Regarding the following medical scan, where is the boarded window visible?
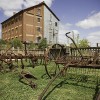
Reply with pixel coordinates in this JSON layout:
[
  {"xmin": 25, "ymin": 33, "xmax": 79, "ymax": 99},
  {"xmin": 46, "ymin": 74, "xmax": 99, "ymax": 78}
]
[
  {"xmin": 37, "ymin": 27, "xmax": 41, "ymax": 32},
  {"xmin": 55, "ymin": 22, "xmax": 57, "ymax": 26},
  {"xmin": 37, "ymin": 18, "xmax": 40, "ymax": 22},
  {"xmin": 37, "ymin": 8, "xmax": 41, "ymax": 15}
]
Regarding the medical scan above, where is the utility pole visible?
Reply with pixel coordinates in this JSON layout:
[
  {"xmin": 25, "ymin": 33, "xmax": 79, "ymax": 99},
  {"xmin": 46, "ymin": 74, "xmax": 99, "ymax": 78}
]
[
  {"xmin": 77, "ymin": 34, "xmax": 79, "ymax": 45},
  {"xmin": 72, "ymin": 31, "xmax": 75, "ymax": 42}
]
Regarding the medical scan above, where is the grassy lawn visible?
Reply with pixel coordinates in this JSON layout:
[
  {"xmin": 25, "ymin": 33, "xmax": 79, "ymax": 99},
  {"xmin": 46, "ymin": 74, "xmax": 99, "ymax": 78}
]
[{"xmin": 0, "ymin": 62, "xmax": 100, "ymax": 100}]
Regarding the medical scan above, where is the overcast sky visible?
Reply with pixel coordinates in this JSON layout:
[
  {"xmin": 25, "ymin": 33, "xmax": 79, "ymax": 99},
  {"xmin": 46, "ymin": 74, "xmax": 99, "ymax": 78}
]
[{"xmin": 0, "ymin": 0, "xmax": 100, "ymax": 46}]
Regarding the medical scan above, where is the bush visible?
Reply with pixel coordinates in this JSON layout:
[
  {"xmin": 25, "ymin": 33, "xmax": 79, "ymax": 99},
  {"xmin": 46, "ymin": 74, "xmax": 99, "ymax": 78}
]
[
  {"xmin": 10, "ymin": 38, "xmax": 23, "ymax": 49},
  {"xmin": 0, "ymin": 39, "xmax": 6, "ymax": 49},
  {"xmin": 38, "ymin": 38, "xmax": 48, "ymax": 49}
]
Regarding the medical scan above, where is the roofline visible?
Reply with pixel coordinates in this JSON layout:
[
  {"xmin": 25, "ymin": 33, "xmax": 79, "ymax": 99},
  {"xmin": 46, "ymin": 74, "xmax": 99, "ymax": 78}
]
[
  {"xmin": 23, "ymin": 2, "xmax": 60, "ymax": 21},
  {"xmin": 42, "ymin": 2, "xmax": 60, "ymax": 21},
  {"xmin": 23, "ymin": 1, "xmax": 60, "ymax": 21},
  {"xmin": 1, "ymin": 10, "xmax": 24, "ymax": 24},
  {"xmin": 1, "ymin": 1, "xmax": 60, "ymax": 24}
]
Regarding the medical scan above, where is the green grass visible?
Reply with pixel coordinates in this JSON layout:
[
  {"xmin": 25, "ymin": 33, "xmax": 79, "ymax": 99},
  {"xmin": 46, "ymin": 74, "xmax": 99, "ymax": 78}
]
[{"xmin": 0, "ymin": 62, "xmax": 100, "ymax": 100}]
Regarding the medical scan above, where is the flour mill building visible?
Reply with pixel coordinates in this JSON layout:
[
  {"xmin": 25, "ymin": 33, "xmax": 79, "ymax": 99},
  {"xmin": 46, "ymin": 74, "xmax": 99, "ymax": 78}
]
[{"xmin": 1, "ymin": 2, "xmax": 59, "ymax": 44}]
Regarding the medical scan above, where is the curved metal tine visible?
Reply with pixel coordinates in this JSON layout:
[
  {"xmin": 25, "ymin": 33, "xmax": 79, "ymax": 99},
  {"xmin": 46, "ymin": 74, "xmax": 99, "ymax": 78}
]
[{"xmin": 65, "ymin": 32, "xmax": 84, "ymax": 59}]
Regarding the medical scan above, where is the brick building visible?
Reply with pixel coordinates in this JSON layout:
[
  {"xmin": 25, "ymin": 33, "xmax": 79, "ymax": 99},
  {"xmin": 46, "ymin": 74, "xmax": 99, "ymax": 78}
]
[{"xmin": 1, "ymin": 2, "xmax": 59, "ymax": 44}]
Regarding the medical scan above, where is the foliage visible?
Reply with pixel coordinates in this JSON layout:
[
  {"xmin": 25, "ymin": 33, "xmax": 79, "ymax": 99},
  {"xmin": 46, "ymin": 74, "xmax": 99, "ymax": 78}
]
[
  {"xmin": 10, "ymin": 38, "xmax": 23, "ymax": 49},
  {"xmin": 70, "ymin": 43, "xmax": 76, "ymax": 48},
  {"xmin": 70, "ymin": 39, "xmax": 89, "ymax": 48},
  {"xmin": 27, "ymin": 42, "xmax": 38, "ymax": 49},
  {"xmin": 0, "ymin": 39, "xmax": 6, "ymax": 44},
  {"xmin": 78, "ymin": 39, "xmax": 89, "ymax": 47},
  {"xmin": 0, "ymin": 39, "xmax": 6, "ymax": 49},
  {"xmin": 38, "ymin": 38, "xmax": 48, "ymax": 49}
]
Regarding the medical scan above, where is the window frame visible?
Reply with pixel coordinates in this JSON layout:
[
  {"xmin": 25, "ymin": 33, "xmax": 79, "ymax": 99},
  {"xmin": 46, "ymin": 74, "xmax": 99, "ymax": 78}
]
[{"xmin": 37, "ymin": 27, "xmax": 41, "ymax": 32}]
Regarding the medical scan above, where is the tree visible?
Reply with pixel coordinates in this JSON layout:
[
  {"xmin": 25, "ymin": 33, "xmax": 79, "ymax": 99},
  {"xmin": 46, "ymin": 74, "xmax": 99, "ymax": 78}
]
[
  {"xmin": 78, "ymin": 39, "xmax": 89, "ymax": 47},
  {"xmin": 38, "ymin": 38, "xmax": 48, "ymax": 49},
  {"xmin": 0, "ymin": 39, "xmax": 6, "ymax": 49},
  {"xmin": 70, "ymin": 39, "xmax": 89, "ymax": 48},
  {"xmin": 27, "ymin": 42, "xmax": 38, "ymax": 49},
  {"xmin": 70, "ymin": 43, "xmax": 76, "ymax": 48},
  {"xmin": 10, "ymin": 38, "xmax": 23, "ymax": 49},
  {"xmin": 0, "ymin": 39, "xmax": 6, "ymax": 44}
]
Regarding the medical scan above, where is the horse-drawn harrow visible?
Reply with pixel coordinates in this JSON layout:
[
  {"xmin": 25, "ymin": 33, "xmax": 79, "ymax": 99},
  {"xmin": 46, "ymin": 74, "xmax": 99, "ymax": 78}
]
[
  {"xmin": 38, "ymin": 32, "xmax": 100, "ymax": 100},
  {"xmin": 0, "ymin": 43, "xmax": 50, "ymax": 89},
  {"xmin": 0, "ymin": 33, "xmax": 100, "ymax": 100}
]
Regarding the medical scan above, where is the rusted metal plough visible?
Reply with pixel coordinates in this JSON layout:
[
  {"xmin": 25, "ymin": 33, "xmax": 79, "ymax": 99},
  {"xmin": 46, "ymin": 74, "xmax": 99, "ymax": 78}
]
[
  {"xmin": 0, "ymin": 43, "xmax": 50, "ymax": 88},
  {"xmin": 19, "ymin": 71, "xmax": 37, "ymax": 89},
  {"xmin": 38, "ymin": 32, "xmax": 100, "ymax": 100},
  {"xmin": 53, "ymin": 32, "xmax": 100, "ymax": 69}
]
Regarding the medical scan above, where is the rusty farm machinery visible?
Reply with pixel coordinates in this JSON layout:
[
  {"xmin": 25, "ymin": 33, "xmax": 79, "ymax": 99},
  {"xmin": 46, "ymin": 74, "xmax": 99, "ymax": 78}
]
[
  {"xmin": 0, "ymin": 43, "xmax": 50, "ymax": 89},
  {"xmin": 0, "ymin": 32, "xmax": 100, "ymax": 100},
  {"xmin": 38, "ymin": 32, "xmax": 100, "ymax": 100}
]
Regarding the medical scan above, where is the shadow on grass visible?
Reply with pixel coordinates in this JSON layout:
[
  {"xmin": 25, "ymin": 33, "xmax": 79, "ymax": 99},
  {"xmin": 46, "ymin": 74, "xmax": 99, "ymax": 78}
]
[
  {"xmin": 93, "ymin": 83, "xmax": 100, "ymax": 100},
  {"xmin": 19, "ymin": 77, "xmax": 29, "ymax": 86},
  {"xmin": 42, "ymin": 79, "xmax": 67, "ymax": 100},
  {"xmin": 42, "ymin": 78, "xmax": 98, "ymax": 100}
]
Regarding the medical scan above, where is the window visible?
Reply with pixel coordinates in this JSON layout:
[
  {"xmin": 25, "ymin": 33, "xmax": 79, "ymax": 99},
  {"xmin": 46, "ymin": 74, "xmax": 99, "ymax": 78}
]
[
  {"xmin": 37, "ymin": 27, "xmax": 41, "ymax": 32},
  {"xmin": 12, "ymin": 29, "xmax": 14, "ymax": 34},
  {"xmin": 11, "ymin": 20, "xmax": 14, "ymax": 24},
  {"xmin": 9, "ymin": 30, "xmax": 11, "ymax": 34},
  {"xmin": 6, "ymin": 23, "xmax": 8, "ymax": 27},
  {"xmin": 16, "ymin": 27, "xmax": 18, "ymax": 33},
  {"xmin": 15, "ymin": 18, "xmax": 18, "ymax": 22},
  {"xmin": 7, "ymin": 22, "xmax": 9, "ymax": 26},
  {"xmin": 2, "ymin": 25, "xmax": 4, "ymax": 28},
  {"xmin": 37, "ymin": 36, "xmax": 41, "ymax": 43},
  {"xmin": 37, "ymin": 8, "xmax": 41, "ymax": 15},
  {"xmin": 19, "ymin": 15, "xmax": 21, "ymax": 20},
  {"xmin": 5, "ymin": 24, "xmax": 7, "ymax": 28},
  {"xmin": 37, "ymin": 18, "xmax": 40, "ymax": 22},
  {"xmin": 50, "ymin": 14, "xmax": 52, "ymax": 21},
  {"xmin": 6, "ymin": 32, "xmax": 7, "ymax": 35},
  {"xmin": 55, "ymin": 22, "xmax": 57, "ymax": 26},
  {"xmin": 9, "ymin": 22, "xmax": 11, "ymax": 25}
]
